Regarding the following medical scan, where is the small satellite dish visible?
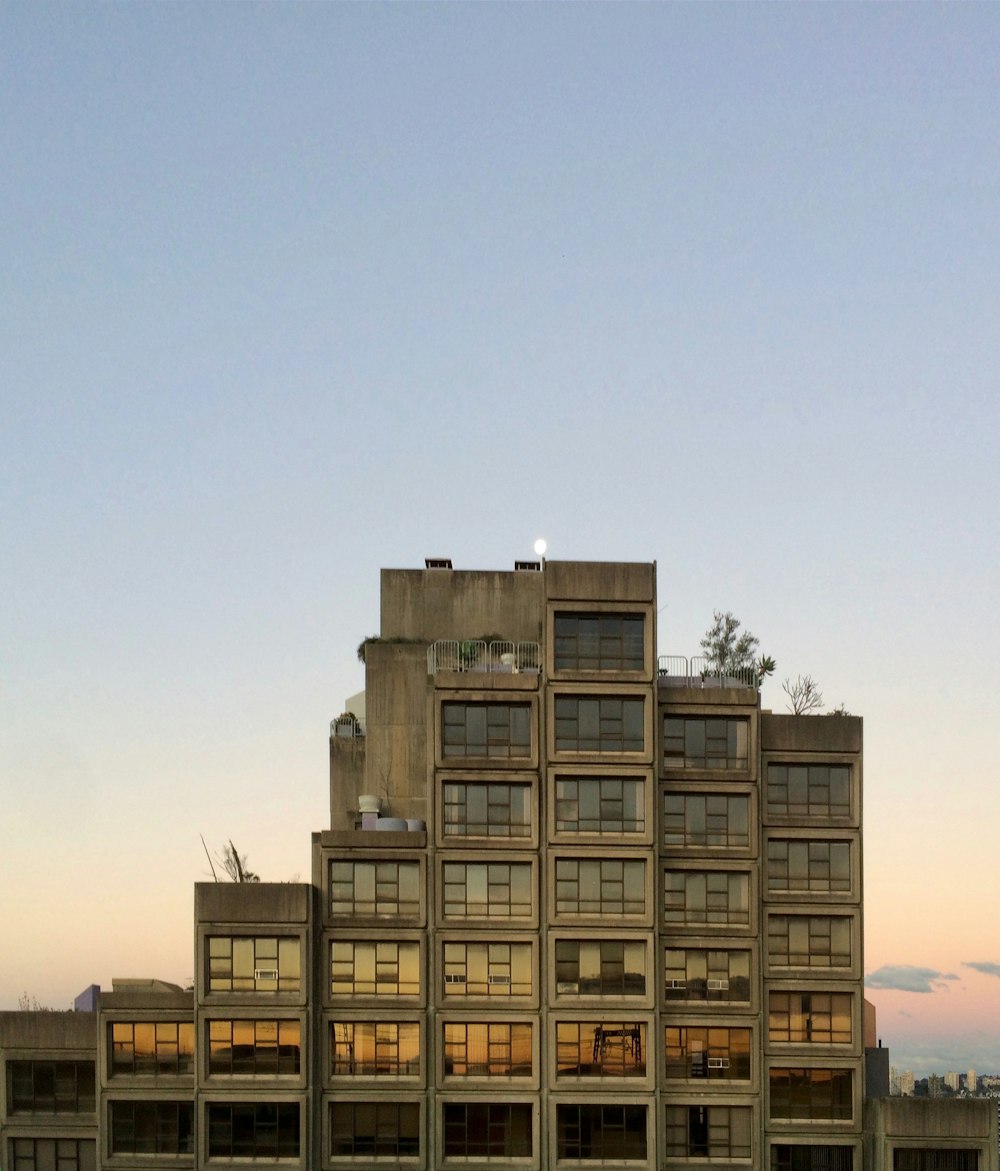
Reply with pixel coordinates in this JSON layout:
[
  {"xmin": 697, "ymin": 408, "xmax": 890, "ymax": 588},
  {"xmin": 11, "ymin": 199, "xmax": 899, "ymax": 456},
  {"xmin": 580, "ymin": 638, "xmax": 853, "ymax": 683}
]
[{"xmin": 534, "ymin": 538, "xmax": 547, "ymax": 556}]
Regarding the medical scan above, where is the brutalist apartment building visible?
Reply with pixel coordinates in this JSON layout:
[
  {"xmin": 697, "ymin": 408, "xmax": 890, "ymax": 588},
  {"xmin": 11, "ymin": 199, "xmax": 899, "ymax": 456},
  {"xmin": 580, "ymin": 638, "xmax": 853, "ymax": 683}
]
[{"xmin": 2, "ymin": 559, "xmax": 995, "ymax": 1170}]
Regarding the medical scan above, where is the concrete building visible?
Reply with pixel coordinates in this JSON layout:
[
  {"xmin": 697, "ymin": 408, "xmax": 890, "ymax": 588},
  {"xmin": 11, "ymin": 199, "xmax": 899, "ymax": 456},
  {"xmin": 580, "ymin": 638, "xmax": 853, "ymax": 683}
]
[{"xmin": 2, "ymin": 558, "xmax": 996, "ymax": 1170}]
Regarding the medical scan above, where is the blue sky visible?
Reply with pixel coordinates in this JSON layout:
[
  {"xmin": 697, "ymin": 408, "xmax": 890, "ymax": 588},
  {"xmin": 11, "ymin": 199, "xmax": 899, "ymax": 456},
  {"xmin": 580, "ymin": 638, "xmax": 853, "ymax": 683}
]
[{"xmin": 3, "ymin": 3, "xmax": 1000, "ymax": 1075}]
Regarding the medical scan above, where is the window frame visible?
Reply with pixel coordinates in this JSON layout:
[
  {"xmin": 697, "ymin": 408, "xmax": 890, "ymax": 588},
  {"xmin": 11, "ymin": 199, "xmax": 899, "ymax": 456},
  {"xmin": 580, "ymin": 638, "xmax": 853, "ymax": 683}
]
[
  {"xmin": 766, "ymin": 914, "xmax": 856, "ymax": 973},
  {"xmin": 768, "ymin": 1067, "xmax": 855, "ymax": 1122},
  {"xmin": 664, "ymin": 946, "xmax": 754, "ymax": 1005},
  {"xmin": 664, "ymin": 1024, "xmax": 753, "ymax": 1081},
  {"xmin": 552, "ymin": 611, "xmax": 647, "ymax": 674},
  {"xmin": 552, "ymin": 936, "xmax": 649, "ymax": 1004},
  {"xmin": 440, "ymin": 937, "xmax": 537, "ymax": 1005},
  {"xmin": 766, "ymin": 837, "xmax": 855, "ymax": 898},
  {"xmin": 440, "ymin": 1099, "xmax": 536, "ymax": 1163},
  {"xmin": 328, "ymin": 857, "xmax": 424, "ymax": 921},
  {"xmin": 10, "ymin": 1139, "xmax": 97, "ymax": 1171},
  {"xmin": 765, "ymin": 761, "xmax": 855, "ymax": 823},
  {"xmin": 441, "ymin": 1021, "xmax": 535, "ymax": 1082},
  {"xmin": 662, "ymin": 714, "xmax": 752, "ymax": 771},
  {"xmin": 768, "ymin": 991, "xmax": 855, "ymax": 1046},
  {"xmin": 553, "ymin": 1019, "xmax": 650, "ymax": 1083},
  {"xmin": 108, "ymin": 1021, "xmax": 195, "ymax": 1078},
  {"xmin": 664, "ymin": 1103, "xmax": 753, "ymax": 1161},
  {"xmin": 551, "ymin": 693, "xmax": 648, "ymax": 756},
  {"xmin": 550, "ymin": 771, "xmax": 651, "ymax": 841},
  {"xmin": 439, "ymin": 857, "xmax": 536, "ymax": 924},
  {"xmin": 330, "ymin": 938, "xmax": 423, "ymax": 1001},
  {"xmin": 663, "ymin": 788, "xmax": 753, "ymax": 851},
  {"xmin": 329, "ymin": 1020, "xmax": 422, "ymax": 1080},
  {"xmin": 205, "ymin": 935, "xmax": 302, "ymax": 995},
  {"xmin": 329, "ymin": 1100, "xmax": 422, "ymax": 1160},
  {"xmin": 439, "ymin": 775, "xmax": 536, "ymax": 845},
  {"xmin": 205, "ymin": 1100, "xmax": 301, "ymax": 1160},
  {"xmin": 439, "ymin": 700, "xmax": 535, "ymax": 763},
  {"xmin": 205, "ymin": 1018, "xmax": 302, "ymax": 1078},
  {"xmin": 108, "ymin": 1099, "xmax": 195, "ymax": 1156},
  {"xmin": 8, "ymin": 1059, "xmax": 96, "ymax": 1113},
  {"xmin": 663, "ymin": 867, "xmax": 753, "ymax": 930},
  {"xmin": 552, "ymin": 855, "xmax": 649, "ymax": 921},
  {"xmin": 554, "ymin": 1102, "xmax": 649, "ymax": 1163}
]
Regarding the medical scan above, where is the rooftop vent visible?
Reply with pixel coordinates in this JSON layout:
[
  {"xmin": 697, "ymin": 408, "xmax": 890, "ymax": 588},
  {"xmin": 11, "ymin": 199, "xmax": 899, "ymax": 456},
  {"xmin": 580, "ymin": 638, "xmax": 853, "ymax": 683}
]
[
  {"xmin": 425, "ymin": 557, "xmax": 453, "ymax": 569},
  {"xmin": 514, "ymin": 560, "xmax": 541, "ymax": 571}
]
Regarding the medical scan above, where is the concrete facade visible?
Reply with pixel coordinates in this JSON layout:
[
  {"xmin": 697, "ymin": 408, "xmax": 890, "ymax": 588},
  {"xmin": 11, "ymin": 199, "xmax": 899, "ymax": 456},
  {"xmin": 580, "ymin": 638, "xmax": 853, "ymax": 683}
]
[{"xmin": 1, "ymin": 558, "xmax": 994, "ymax": 1170}]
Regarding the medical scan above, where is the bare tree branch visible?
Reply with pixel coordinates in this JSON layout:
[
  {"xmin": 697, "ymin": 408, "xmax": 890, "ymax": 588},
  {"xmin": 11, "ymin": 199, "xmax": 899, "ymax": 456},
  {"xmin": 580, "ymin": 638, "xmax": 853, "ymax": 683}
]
[{"xmin": 782, "ymin": 674, "xmax": 824, "ymax": 715}]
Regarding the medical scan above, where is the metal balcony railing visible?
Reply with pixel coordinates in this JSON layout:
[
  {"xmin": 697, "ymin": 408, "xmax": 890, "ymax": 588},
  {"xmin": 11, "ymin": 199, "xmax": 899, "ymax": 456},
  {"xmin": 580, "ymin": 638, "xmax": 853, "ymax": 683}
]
[
  {"xmin": 657, "ymin": 655, "xmax": 759, "ymax": 689},
  {"xmin": 427, "ymin": 640, "xmax": 541, "ymax": 675}
]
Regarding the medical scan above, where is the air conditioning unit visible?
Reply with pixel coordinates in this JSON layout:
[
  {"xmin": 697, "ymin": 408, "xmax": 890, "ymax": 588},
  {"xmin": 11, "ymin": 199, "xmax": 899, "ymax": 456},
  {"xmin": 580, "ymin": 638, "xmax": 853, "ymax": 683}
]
[
  {"xmin": 707, "ymin": 978, "xmax": 729, "ymax": 990},
  {"xmin": 444, "ymin": 974, "xmax": 466, "ymax": 984},
  {"xmin": 254, "ymin": 968, "xmax": 279, "ymax": 981}
]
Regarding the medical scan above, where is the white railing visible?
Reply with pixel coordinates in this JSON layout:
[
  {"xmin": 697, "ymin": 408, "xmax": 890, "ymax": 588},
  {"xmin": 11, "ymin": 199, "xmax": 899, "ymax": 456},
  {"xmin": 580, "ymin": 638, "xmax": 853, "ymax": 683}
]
[
  {"xmin": 427, "ymin": 640, "xmax": 541, "ymax": 675},
  {"xmin": 658, "ymin": 655, "xmax": 758, "ymax": 689}
]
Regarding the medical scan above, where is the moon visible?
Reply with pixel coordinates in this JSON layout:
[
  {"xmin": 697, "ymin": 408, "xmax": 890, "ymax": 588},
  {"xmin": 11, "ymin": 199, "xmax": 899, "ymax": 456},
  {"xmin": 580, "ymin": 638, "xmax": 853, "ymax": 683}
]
[{"xmin": 534, "ymin": 538, "xmax": 547, "ymax": 556}]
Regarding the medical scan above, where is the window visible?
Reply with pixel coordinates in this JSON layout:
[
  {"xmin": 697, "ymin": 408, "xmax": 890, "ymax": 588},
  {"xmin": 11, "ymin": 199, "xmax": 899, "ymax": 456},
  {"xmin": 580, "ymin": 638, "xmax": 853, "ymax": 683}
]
[
  {"xmin": 664, "ymin": 792, "xmax": 750, "ymax": 848},
  {"xmin": 556, "ymin": 939, "xmax": 646, "ymax": 997},
  {"xmin": 664, "ymin": 870, "xmax": 750, "ymax": 926},
  {"xmin": 331, "ymin": 1022, "xmax": 420, "ymax": 1076},
  {"xmin": 556, "ymin": 1022, "xmax": 646, "ymax": 1077},
  {"xmin": 555, "ymin": 858, "xmax": 645, "ymax": 917},
  {"xmin": 769, "ymin": 1068, "xmax": 853, "ymax": 1120},
  {"xmin": 442, "ymin": 703, "xmax": 531, "ymax": 758},
  {"xmin": 555, "ymin": 777, "xmax": 645, "ymax": 834},
  {"xmin": 665, "ymin": 1106, "xmax": 752, "ymax": 1159},
  {"xmin": 109, "ymin": 1100, "xmax": 194, "ymax": 1155},
  {"xmin": 207, "ymin": 1019, "xmax": 301, "ymax": 1075},
  {"xmin": 664, "ymin": 948, "xmax": 751, "ymax": 1003},
  {"xmin": 663, "ymin": 717, "xmax": 749, "ymax": 769},
  {"xmin": 207, "ymin": 936, "xmax": 301, "ymax": 992},
  {"xmin": 330, "ymin": 1102, "xmax": 419, "ymax": 1157},
  {"xmin": 10, "ymin": 1139, "xmax": 97, "ymax": 1171},
  {"xmin": 556, "ymin": 1104, "xmax": 647, "ymax": 1161},
  {"xmin": 443, "ymin": 782, "xmax": 531, "ymax": 838},
  {"xmin": 443, "ymin": 861, "xmax": 533, "ymax": 919},
  {"xmin": 443, "ymin": 1102, "xmax": 533, "ymax": 1158},
  {"xmin": 110, "ymin": 1023, "xmax": 194, "ymax": 1077},
  {"xmin": 768, "ymin": 915, "xmax": 853, "ymax": 969},
  {"xmin": 207, "ymin": 1102, "xmax": 300, "ymax": 1159},
  {"xmin": 330, "ymin": 860, "xmax": 420, "ymax": 917},
  {"xmin": 767, "ymin": 764, "xmax": 852, "ymax": 819},
  {"xmin": 772, "ymin": 1144, "xmax": 855, "ymax": 1170},
  {"xmin": 8, "ymin": 1061, "xmax": 95, "ymax": 1112},
  {"xmin": 443, "ymin": 941, "xmax": 532, "ymax": 997},
  {"xmin": 444, "ymin": 1023, "xmax": 532, "ymax": 1077},
  {"xmin": 769, "ymin": 992, "xmax": 853, "ymax": 1044},
  {"xmin": 555, "ymin": 696, "xmax": 645, "ymax": 753},
  {"xmin": 767, "ymin": 840, "xmax": 852, "ymax": 894},
  {"xmin": 665, "ymin": 1026, "xmax": 751, "ymax": 1080},
  {"xmin": 331, "ymin": 941, "xmax": 420, "ymax": 996},
  {"xmin": 894, "ymin": 1153, "xmax": 980, "ymax": 1171},
  {"xmin": 554, "ymin": 613, "xmax": 645, "ymax": 671}
]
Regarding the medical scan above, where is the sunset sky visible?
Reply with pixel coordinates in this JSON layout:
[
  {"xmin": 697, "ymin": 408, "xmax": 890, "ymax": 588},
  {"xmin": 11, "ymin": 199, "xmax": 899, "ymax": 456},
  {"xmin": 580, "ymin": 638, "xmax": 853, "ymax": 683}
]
[{"xmin": 4, "ymin": 4, "xmax": 1000, "ymax": 1076}]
